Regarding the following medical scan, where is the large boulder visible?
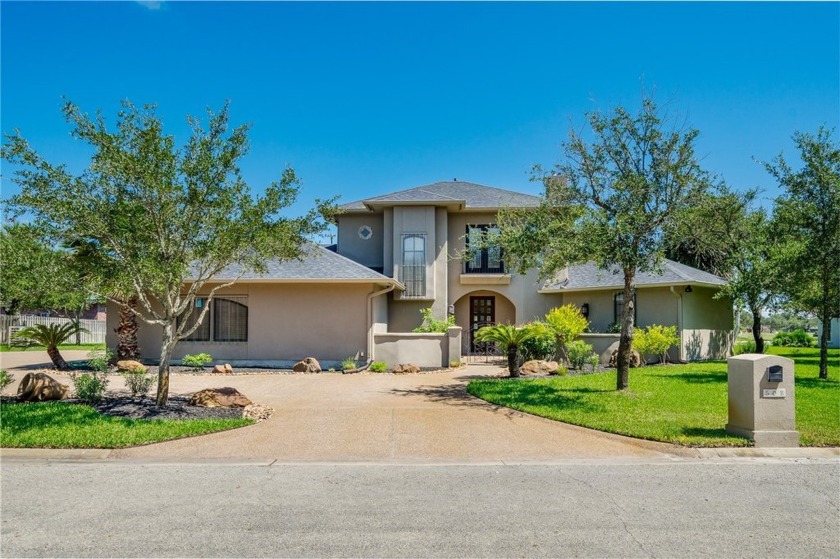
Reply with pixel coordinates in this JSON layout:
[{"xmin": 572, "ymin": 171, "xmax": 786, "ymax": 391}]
[
  {"xmin": 293, "ymin": 357, "xmax": 321, "ymax": 373},
  {"xmin": 188, "ymin": 387, "xmax": 252, "ymax": 408},
  {"xmin": 212, "ymin": 364, "xmax": 233, "ymax": 374},
  {"xmin": 116, "ymin": 360, "xmax": 146, "ymax": 373},
  {"xmin": 393, "ymin": 363, "xmax": 420, "ymax": 374},
  {"xmin": 519, "ymin": 360, "xmax": 560, "ymax": 376},
  {"xmin": 608, "ymin": 348, "xmax": 642, "ymax": 368},
  {"xmin": 17, "ymin": 372, "xmax": 68, "ymax": 402}
]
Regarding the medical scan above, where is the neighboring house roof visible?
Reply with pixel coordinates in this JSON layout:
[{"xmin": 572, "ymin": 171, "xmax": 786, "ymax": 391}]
[
  {"xmin": 340, "ymin": 180, "xmax": 541, "ymax": 211},
  {"xmin": 192, "ymin": 243, "xmax": 401, "ymax": 286},
  {"xmin": 540, "ymin": 259, "xmax": 727, "ymax": 292}
]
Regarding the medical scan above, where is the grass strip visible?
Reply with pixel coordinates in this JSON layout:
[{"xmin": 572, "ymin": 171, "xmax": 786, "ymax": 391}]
[
  {"xmin": 468, "ymin": 347, "xmax": 838, "ymax": 447},
  {"xmin": 0, "ymin": 401, "xmax": 252, "ymax": 448}
]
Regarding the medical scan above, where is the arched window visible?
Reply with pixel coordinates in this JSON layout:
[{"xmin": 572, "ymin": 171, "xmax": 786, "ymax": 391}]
[{"xmin": 402, "ymin": 234, "xmax": 426, "ymax": 297}]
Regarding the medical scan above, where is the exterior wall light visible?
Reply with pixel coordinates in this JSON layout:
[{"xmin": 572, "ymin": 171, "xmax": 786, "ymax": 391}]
[
  {"xmin": 685, "ymin": 285, "xmax": 693, "ymax": 293},
  {"xmin": 581, "ymin": 303, "xmax": 590, "ymax": 318}
]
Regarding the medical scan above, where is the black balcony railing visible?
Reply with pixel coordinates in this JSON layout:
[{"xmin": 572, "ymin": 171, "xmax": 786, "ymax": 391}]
[{"xmin": 463, "ymin": 256, "xmax": 505, "ymax": 274}]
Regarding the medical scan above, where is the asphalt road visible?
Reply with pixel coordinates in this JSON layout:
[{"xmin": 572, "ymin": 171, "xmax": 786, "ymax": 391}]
[{"xmin": 2, "ymin": 459, "xmax": 838, "ymax": 558}]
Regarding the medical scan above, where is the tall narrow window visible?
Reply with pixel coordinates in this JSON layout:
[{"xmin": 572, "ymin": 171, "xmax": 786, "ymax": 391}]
[
  {"xmin": 180, "ymin": 298, "xmax": 210, "ymax": 341},
  {"xmin": 613, "ymin": 292, "xmax": 637, "ymax": 326},
  {"xmin": 213, "ymin": 297, "xmax": 248, "ymax": 342},
  {"xmin": 401, "ymin": 234, "xmax": 426, "ymax": 297}
]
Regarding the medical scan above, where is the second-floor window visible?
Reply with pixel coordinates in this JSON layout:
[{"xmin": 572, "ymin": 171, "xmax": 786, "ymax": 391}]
[
  {"xmin": 401, "ymin": 234, "xmax": 426, "ymax": 297},
  {"xmin": 465, "ymin": 225, "xmax": 504, "ymax": 273}
]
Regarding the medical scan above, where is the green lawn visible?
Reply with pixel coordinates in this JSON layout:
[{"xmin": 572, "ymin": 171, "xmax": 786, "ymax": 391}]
[
  {"xmin": 0, "ymin": 401, "xmax": 252, "ymax": 448},
  {"xmin": 467, "ymin": 347, "xmax": 839, "ymax": 447},
  {"xmin": 0, "ymin": 343, "xmax": 105, "ymax": 353}
]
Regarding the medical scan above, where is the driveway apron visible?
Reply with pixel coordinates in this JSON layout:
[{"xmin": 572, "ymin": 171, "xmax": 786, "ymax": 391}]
[{"xmin": 2, "ymin": 357, "xmax": 694, "ymax": 462}]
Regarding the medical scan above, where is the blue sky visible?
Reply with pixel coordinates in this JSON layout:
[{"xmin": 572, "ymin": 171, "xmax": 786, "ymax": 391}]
[{"xmin": 2, "ymin": 1, "xmax": 838, "ymax": 222}]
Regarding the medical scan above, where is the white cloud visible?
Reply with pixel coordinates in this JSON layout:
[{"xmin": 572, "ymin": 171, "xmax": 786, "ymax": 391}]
[{"xmin": 136, "ymin": 1, "xmax": 163, "ymax": 10}]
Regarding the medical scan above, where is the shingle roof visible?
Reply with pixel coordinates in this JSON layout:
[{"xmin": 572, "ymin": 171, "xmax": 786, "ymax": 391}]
[
  {"xmin": 195, "ymin": 243, "xmax": 398, "ymax": 283},
  {"xmin": 542, "ymin": 259, "xmax": 727, "ymax": 291},
  {"xmin": 340, "ymin": 180, "xmax": 541, "ymax": 211}
]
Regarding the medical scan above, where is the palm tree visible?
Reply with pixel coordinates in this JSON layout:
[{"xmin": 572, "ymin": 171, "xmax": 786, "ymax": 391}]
[
  {"xmin": 474, "ymin": 323, "xmax": 538, "ymax": 377},
  {"xmin": 12, "ymin": 322, "xmax": 89, "ymax": 370}
]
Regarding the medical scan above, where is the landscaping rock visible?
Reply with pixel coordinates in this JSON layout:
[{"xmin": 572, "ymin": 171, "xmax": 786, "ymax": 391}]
[
  {"xmin": 393, "ymin": 363, "xmax": 420, "ymax": 374},
  {"xmin": 116, "ymin": 360, "xmax": 146, "ymax": 373},
  {"xmin": 212, "ymin": 364, "xmax": 234, "ymax": 374},
  {"xmin": 243, "ymin": 404, "xmax": 274, "ymax": 422},
  {"xmin": 188, "ymin": 387, "xmax": 252, "ymax": 408},
  {"xmin": 17, "ymin": 372, "xmax": 68, "ymax": 402},
  {"xmin": 293, "ymin": 357, "xmax": 321, "ymax": 373},
  {"xmin": 519, "ymin": 360, "xmax": 560, "ymax": 375},
  {"xmin": 608, "ymin": 348, "xmax": 642, "ymax": 368}
]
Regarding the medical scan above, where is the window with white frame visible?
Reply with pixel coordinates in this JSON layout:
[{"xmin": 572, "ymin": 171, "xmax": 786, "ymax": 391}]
[
  {"xmin": 401, "ymin": 234, "xmax": 426, "ymax": 297},
  {"xmin": 179, "ymin": 296, "xmax": 248, "ymax": 342}
]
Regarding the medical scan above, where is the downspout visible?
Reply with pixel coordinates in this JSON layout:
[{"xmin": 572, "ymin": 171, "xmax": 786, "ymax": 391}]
[
  {"xmin": 366, "ymin": 283, "xmax": 397, "ymax": 367},
  {"xmin": 669, "ymin": 286, "xmax": 685, "ymax": 363}
]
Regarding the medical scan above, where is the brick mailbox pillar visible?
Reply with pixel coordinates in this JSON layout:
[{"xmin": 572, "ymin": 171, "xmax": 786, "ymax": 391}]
[{"xmin": 726, "ymin": 354, "xmax": 799, "ymax": 447}]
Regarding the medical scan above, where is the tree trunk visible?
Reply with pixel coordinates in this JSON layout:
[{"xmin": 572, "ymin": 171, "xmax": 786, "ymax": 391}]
[
  {"xmin": 616, "ymin": 269, "xmax": 635, "ymax": 391},
  {"xmin": 819, "ymin": 310, "xmax": 830, "ymax": 380},
  {"xmin": 155, "ymin": 321, "xmax": 175, "ymax": 406},
  {"xmin": 115, "ymin": 297, "xmax": 141, "ymax": 360},
  {"xmin": 751, "ymin": 308, "xmax": 765, "ymax": 354},
  {"xmin": 507, "ymin": 346, "xmax": 519, "ymax": 377},
  {"xmin": 47, "ymin": 345, "xmax": 70, "ymax": 370}
]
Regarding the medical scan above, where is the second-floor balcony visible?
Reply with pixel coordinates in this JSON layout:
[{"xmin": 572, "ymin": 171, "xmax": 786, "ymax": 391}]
[{"xmin": 460, "ymin": 247, "xmax": 511, "ymax": 285}]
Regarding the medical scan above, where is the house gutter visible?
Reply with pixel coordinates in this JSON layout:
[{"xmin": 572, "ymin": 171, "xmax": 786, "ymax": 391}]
[
  {"xmin": 669, "ymin": 286, "xmax": 685, "ymax": 363},
  {"xmin": 366, "ymin": 283, "xmax": 398, "ymax": 365}
]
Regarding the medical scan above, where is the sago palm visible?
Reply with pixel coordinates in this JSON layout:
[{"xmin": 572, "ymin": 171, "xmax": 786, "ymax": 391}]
[
  {"xmin": 12, "ymin": 322, "xmax": 89, "ymax": 370},
  {"xmin": 474, "ymin": 323, "xmax": 538, "ymax": 377}
]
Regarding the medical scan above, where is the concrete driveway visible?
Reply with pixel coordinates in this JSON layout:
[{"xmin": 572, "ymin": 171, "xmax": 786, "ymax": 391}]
[{"xmin": 2, "ymin": 352, "xmax": 694, "ymax": 462}]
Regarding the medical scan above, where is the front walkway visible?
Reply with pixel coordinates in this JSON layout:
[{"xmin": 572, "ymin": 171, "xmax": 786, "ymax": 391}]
[{"xmin": 1, "ymin": 351, "xmax": 695, "ymax": 461}]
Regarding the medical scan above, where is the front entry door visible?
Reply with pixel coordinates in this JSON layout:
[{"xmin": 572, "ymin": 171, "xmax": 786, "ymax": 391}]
[{"xmin": 470, "ymin": 296, "xmax": 496, "ymax": 352}]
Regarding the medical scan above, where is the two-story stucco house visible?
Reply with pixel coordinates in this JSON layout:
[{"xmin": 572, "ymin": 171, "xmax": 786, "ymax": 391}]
[{"xmin": 109, "ymin": 180, "xmax": 733, "ymax": 367}]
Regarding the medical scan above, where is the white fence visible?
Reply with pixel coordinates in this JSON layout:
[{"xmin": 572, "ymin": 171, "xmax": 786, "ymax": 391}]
[{"xmin": 0, "ymin": 315, "xmax": 107, "ymax": 345}]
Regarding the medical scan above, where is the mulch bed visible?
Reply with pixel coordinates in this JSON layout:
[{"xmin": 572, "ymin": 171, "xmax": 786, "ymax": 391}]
[{"xmin": 0, "ymin": 394, "xmax": 246, "ymax": 421}]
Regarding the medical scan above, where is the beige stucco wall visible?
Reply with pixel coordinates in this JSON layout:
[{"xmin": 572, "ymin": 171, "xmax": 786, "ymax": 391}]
[
  {"xmin": 561, "ymin": 286, "xmax": 679, "ymax": 333},
  {"xmin": 106, "ymin": 282, "xmax": 380, "ymax": 363},
  {"xmin": 373, "ymin": 332, "xmax": 446, "ymax": 368},
  {"xmin": 682, "ymin": 286, "xmax": 733, "ymax": 360},
  {"xmin": 337, "ymin": 213, "xmax": 384, "ymax": 270}
]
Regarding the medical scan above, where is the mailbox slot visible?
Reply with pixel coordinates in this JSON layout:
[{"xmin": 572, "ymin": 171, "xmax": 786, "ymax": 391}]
[{"xmin": 768, "ymin": 365, "xmax": 783, "ymax": 383}]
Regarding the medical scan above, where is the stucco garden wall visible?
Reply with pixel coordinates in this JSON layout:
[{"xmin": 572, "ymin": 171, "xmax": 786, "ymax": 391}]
[{"xmin": 373, "ymin": 327, "xmax": 461, "ymax": 368}]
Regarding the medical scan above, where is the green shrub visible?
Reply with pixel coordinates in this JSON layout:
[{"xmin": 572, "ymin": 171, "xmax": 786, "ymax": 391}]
[
  {"xmin": 588, "ymin": 353, "xmax": 600, "ymax": 370},
  {"xmin": 413, "ymin": 307, "xmax": 456, "ymax": 333},
  {"xmin": 0, "ymin": 370, "xmax": 15, "ymax": 392},
  {"xmin": 87, "ymin": 348, "xmax": 113, "ymax": 374},
  {"xmin": 341, "ymin": 357, "xmax": 357, "ymax": 371},
  {"xmin": 369, "ymin": 361, "xmax": 388, "ymax": 373},
  {"xmin": 567, "ymin": 340, "xmax": 596, "ymax": 370},
  {"xmin": 182, "ymin": 353, "xmax": 212, "ymax": 370},
  {"xmin": 519, "ymin": 322, "xmax": 558, "ymax": 361},
  {"xmin": 633, "ymin": 325, "xmax": 680, "ymax": 364},
  {"xmin": 772, "ymin": 329, "xmax": 815, "ymax": 347},
  {"xmin": 72, "ymin": 371, "xmax": 109, "ymax": 402},
  {"xmin": 545, "ymin": 305, "xmax": 589, "ymax": 362},
  {"xmin": 122, "ymin": 369, "xmax": 154, "ymax": 399},
  {"xmin": 548, "ymin": 365, "xmax": 568, "ymax": 376},
  {"xmin": 449, "ymin": 359, "xmax": 461, "ymax": 368},
  {"xmin": 734, "ymin": 339, "xmax": 757, "ymax": 355},
  {"xmin": 606, "ymin": 322, "xmax": 622, "ymax": 333}
]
